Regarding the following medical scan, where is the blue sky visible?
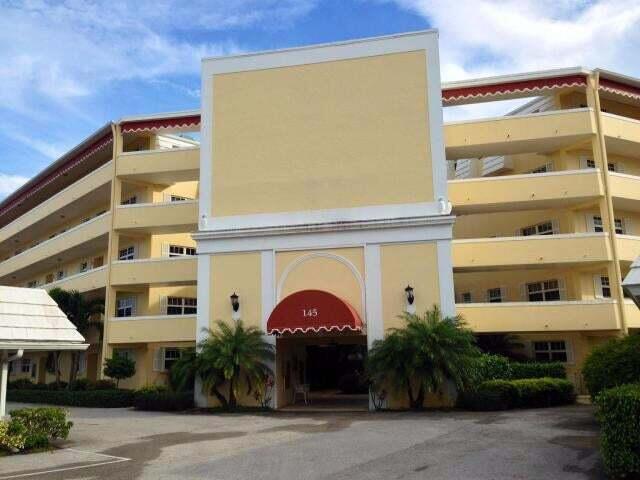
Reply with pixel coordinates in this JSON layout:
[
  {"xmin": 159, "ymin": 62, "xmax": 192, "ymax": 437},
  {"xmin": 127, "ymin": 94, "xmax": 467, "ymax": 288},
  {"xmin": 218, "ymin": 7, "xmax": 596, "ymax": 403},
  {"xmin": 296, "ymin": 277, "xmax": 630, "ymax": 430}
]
[{"xmin": 2, "ymin": 0, "xmax": 640, "ymax": 199}]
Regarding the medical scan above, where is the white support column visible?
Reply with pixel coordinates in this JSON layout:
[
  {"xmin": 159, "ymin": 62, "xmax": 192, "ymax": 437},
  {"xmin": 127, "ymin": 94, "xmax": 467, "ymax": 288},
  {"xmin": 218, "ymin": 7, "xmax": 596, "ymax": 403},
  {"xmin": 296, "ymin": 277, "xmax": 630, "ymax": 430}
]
[
  {"xmin": 436, "ymin": 239, "xmax": 456, "ymax": 317},
  {"xmin": 194, "ymin": 254, "xmax": 211, "ymax": 407},
  {"xmin": 261, "ymin": 250, "xmax": 277, "ymax": 408},
  {"xmin": 365, "ymin": 244, "xmax": 384, "ymax": 411},
  {"xmin": 1, "ymin": 350, "xmax": 22, "ymax": 418}
]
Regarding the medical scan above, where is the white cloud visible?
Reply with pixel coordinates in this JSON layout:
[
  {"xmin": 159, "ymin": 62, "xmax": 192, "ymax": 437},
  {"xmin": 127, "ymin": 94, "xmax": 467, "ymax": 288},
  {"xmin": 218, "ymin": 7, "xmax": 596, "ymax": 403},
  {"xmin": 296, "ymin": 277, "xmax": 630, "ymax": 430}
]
[
  {"xmin": 0, "ymin": 1, "xmax": 318, "ymax": 113},
  {"xmin": 0, "ymin": 174, "xmax": 29, "ymax": 200},
  {"xmin": 388, "ymin": 0, "xmax": 640, "ymax": 119}
]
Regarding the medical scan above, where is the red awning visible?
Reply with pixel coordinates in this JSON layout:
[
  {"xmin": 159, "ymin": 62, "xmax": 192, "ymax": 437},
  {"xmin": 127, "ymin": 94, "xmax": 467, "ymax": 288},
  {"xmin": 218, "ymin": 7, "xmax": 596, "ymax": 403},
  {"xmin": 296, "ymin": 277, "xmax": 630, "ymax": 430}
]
[
  {"xmin": 266, "ymin": 290, "xmax": 363, "ymax": 335},
  {"xmin": 121, "ymin": 114, "xmax": 201, "ymax": 133}
]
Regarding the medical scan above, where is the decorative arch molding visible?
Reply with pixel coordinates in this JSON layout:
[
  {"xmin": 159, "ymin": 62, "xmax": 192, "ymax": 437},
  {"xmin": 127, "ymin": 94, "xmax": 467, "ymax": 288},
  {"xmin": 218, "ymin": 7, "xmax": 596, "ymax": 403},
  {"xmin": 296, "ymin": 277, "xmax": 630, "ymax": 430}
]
[{"xmin": 276, "ymin": 252, "xmax": 366, "ymax": 324}]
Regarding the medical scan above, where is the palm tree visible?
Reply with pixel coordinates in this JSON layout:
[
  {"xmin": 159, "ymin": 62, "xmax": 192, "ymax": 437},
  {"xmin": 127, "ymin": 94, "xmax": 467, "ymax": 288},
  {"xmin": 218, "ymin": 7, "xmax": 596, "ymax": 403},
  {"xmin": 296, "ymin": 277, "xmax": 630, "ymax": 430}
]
[
  {"xmin": 367, "ymin": 306, "xmax": 479, "ymax": 410},
  {"xmin": 49, "ymin": 288, "xmax": 104, "ymax": 385},
  {"xmin": 198, "ymin": 320, "xmax": 274, "ymax": 409},
  {"xmin": 169, "ymin": 348, "xmax": 197, "ymax": 392}
]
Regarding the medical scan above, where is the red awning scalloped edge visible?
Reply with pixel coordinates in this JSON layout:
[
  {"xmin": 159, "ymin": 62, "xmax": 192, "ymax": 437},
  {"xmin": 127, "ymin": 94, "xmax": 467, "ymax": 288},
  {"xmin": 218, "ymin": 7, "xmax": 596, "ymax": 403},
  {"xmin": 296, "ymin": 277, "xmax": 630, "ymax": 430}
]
[
  {"xmin": 442, "ymin": 74, "xmax": 588, "ymax": 105},
  {"xmin": 0, "ymin": 133, "xmax": 113, "ymax": 218},
  {"xmin": 121, "ymin": 115, "xmax": 201, "ymax": 133},
  {"xmin": 267, "ymin": 290, "xmax": 363, "ymax": 335},
  {"xmin": 599, "ymin": 78, "xmax": 640, "ymax": 101}
]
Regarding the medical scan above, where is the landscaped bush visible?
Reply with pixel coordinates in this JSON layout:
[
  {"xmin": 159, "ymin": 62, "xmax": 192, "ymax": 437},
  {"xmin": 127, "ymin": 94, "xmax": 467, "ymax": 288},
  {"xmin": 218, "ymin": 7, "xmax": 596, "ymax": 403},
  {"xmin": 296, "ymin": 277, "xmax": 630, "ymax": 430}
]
[
  {"xmin": 7, "ymin": 388, "xmax": 134, "ymax": 408},
  {"xmin": 471, "ymin": 354, "xmax": 513, "ymax": 382},
  {"xmin": 511, "ymin": 378, "xmax": 574, "ymax": 407},
  {"xmin": 89, "ymin": 379, "xmax": 116, "ymax": 390},
  {"xmin": 462, "ymin": 378, "xmax": 574, "ymax": 410},
  {"xmin": 583, "ymin": 335, "xmax": 640, "ymax": 399},
  {"xmin": 133, "ymin": 386, "xmax": 194, "ymax": 411},
  {"xmin": 509, "ymin": 362, "xmax": 566, "ymax": 380},
  {"xmin": 595, "ymin": 383, "xmax": 640, "ymax": 478},
  {"xmin": 0, "ymin": 407, "xmax": 72, "ymax": 453}
]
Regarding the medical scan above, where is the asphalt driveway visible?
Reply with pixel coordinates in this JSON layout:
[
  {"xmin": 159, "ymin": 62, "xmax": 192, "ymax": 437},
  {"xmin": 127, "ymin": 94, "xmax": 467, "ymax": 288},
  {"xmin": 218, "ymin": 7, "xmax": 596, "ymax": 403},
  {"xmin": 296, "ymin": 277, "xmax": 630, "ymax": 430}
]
[{"xmin": 0, "ymin": 402, "xmax": 603, "ymax": 480}]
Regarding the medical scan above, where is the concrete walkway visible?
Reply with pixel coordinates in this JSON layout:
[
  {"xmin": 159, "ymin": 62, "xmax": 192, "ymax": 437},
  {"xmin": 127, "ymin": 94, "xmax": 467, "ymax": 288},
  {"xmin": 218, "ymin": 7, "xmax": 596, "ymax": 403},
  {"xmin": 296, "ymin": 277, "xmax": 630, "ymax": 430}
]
[{"xmin": 0, "ymin": 402, "xmax": 603, "ymax": 480}]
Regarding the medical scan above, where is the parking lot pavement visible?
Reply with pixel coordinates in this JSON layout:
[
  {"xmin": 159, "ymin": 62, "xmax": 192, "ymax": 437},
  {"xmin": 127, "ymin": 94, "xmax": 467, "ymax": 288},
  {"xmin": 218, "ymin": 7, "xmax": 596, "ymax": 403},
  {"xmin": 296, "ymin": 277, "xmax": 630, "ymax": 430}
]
[{"xmin": 0, "ymin": 403, "xmax": 603, "ymax": 480}]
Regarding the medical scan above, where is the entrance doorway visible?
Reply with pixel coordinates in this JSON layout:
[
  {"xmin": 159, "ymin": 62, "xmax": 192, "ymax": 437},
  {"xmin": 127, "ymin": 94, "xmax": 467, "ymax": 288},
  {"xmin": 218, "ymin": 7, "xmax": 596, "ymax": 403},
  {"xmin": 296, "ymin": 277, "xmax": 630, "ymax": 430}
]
[{"xmin": 276, "ymin": 334, "xmax": 368, "ymax": 411}]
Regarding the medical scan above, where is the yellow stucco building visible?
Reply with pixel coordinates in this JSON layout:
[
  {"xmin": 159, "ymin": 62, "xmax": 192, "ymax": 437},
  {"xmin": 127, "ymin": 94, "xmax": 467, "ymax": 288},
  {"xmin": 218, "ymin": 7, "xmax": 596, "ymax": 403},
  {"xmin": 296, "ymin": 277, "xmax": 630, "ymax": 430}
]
[{"xmin": 1, "ymin": 31, "xmax": 638, "ymax": 407}]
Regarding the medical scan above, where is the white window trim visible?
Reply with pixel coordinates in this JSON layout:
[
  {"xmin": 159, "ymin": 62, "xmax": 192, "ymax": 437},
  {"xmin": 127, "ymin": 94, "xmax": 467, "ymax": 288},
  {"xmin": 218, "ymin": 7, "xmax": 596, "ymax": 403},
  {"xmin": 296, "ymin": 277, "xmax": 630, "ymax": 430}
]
[
  {"xmin": 118, "ymin": 245, "xmax": 136, "ymax": 261},
  {"xmin": 532, "ymin": 340, "xmax": 573, "ymax": 364},
  {"xmin": 523, "ymin": 279, "xmax": 566, "ymax": 302},
  {"xmin": 116, "ymin": 297, "xmax": 137, "ymax": 317}
]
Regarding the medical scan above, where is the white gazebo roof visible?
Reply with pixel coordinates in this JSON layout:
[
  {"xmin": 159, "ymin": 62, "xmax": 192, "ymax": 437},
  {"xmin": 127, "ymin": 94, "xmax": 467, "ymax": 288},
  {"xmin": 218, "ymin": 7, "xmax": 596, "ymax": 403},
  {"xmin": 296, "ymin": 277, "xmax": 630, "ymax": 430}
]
[{"xmin": 0, "ymin": 286, "xmax": 88, "ymax": 351}]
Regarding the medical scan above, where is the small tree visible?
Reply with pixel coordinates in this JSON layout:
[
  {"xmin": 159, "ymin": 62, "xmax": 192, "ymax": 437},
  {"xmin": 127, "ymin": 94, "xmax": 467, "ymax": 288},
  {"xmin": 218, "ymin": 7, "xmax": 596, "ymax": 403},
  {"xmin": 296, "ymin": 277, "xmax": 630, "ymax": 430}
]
[
  {"xmin": 169, "ymin": 348, "xmax": 197, "ymax": 392},
  {"xmin": 583, "ymin": 334, "xmax": 640, "ymax": 399},
  {"xmin": 103, "ymin": 356, "xmax": 135, "ymax": 388},
  {"xmin": 367, "ymin": 306, "xmax": 479, "ymax": 410},
  {"xmin": 197, "ymin": 320, "xmax": 274, "ymax": 409}
]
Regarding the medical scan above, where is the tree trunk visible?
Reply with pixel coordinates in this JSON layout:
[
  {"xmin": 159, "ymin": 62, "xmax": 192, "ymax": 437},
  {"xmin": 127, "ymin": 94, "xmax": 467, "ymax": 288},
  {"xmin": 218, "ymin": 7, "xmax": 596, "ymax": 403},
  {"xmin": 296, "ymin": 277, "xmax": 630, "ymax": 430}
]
[
  {"xmin": 407, "ymin": 383, "xmax": 415, "ymax": 409},
  {"xmin": 54, "ymin": 352, "xmax": 61, "ymax": 385},
  {"xmin": 210, "ymin": 384, "xmax": 229, "ymax": 409},
  {"xmin": 68, "ymin": 352, "xmax": 79, "ymax": 386},
  {"xmin": 228, "ymin": 376, "xmax": 237, "ymax": 409},
  {"xmin": 413, "ymin": 385, "xmax": 425, "ymax": 410}
]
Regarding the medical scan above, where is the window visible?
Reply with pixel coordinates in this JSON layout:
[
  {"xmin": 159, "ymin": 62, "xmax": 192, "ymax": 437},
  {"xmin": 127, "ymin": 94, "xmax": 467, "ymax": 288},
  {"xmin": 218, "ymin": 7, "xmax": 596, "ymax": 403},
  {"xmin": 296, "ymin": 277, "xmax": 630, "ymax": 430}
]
[
  {"xmin": 79, "ymin": 261, "xmax": 89, "ymax": 273},
  {"xmin": 592, "ymin": 216, "xmax": 604, "ymax": 233},
  {"xmin": 596, "ymin": 275, "xmax": 612, "ymax": 298},
  {"xmin": 168, "ymin": 245, "xmax": 196, "ymax": 257},
  {"xmin": 20, "ymin": 359, "xmax": 31, "ymax": 374},
  {"xmin": 487, "ymin": 288, "xmax": 503, "ymax": 303},
  {"xmin": 116, "ymin": 297, "xmax": 136, "ymax": 317},
  {"xmin": 77, "ymin": 352, "xmax": 87, "ymax": 373},
  {"xmin": 460, "ymin": 292, "xmax": 473, "ymax": 304},
  {"xmin": 166, "ymin": 297, "xmax": 197, "ymax": 315},
  {"xmin": 118, "ymin": 246, "xmax": 135, "ymax": 261},
  {"xmin": 121, "ymin": 195, "xmax": 137, "ymax": 205},
  {"xmin": 591, "ymin": 216, "xmax": 625, "ymax": 234},
  {"xmin": 531, "ymin": 163, "xmax": 552, "ymax": 174},
  {"xmin": 27, "ymin": 280, "xmax": 38, "ymax": 288},
  {"xmin": 533, "ymin": 341, "xmax": 568, "ymax": 362},
  {"xmin": 586, "ymin": 159, "xmax": 596, "ymax": 169},
  {"xmin": 169, "ymin": 195, "xmax": 192, "ymax": 202},
  {"xmin": 56, "ymin": 270, "xmax": 65, "ymax": 280},
  {"xmin": 584, "ymin": 159, "xmax": 615, "ymax": 171},
  {"xmin": 163, "ymin": 348, "xmax": 181, "ymax": 371},
  {"xmin": 521, "ymin": 221, "xmax": 555, "ymax": 236},
  {"xmin": 527, "ymin": 280, "xmax": 562, "ymax": 302},
  {"xmin": 114, "ymin": 348, "xmax": 135, "ymax": 362}
]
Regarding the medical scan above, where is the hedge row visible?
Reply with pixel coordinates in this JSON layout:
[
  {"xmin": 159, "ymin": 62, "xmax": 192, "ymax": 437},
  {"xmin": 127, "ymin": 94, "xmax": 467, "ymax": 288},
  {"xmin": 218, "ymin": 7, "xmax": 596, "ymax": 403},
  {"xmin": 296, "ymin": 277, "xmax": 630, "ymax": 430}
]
[
  {"xmin": 462, "ymin": 377, "xmax": 575, "ymax": 411},
  {"xmin": 7, "ymin": 389, "xmax": 134, "ymax": 408},
  {"xmin": 583, "ymin": 335, "xmax": 640, "ymax": 399},
  {"xmin": 133, "ymin": 390, "xmax": 194, "ymax": 411},
  {"xmin": 8, "ymin": 378, "xmax": 117, "ymax": 391},
  {"xmin": 472, "ymin": 354, "xmax": 566, "ymax": 383},
  {"xmin": 596, "ymin": 384, "xmax": 640, "ymax": 478}
]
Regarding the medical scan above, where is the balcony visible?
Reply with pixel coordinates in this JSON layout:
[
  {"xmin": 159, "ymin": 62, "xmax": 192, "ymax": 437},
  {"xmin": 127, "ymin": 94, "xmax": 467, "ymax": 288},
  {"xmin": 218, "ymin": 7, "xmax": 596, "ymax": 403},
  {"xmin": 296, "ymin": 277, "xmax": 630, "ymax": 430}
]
[
  {"xmin": 114, "ymin": 200, "xmax": 198, "ymax": 234},
  {"xmin": 110, "ymin": 257, "xmax": 197, "ymax": 286},
  {"xmin": 449, "ymin": 169, "xmax": 603, "ymax": 214},
  {"xmin": 610, "ymin": 173, "xmax": 640, "ymax": 210},
  {"xmin": 42, "ymin": 266, "xmax": 108, "ymax": 293},
  {"xmin": 444, "ymin": 108, "xmax": 595, "ymax": 159},
  {"xmin": 108, "ymin": 314, "xmax": 196, "ymax": 344},
  {"xmin": 624, "ymin": 300, "xmax": 640, "ymax": 330},
  {"xmin": 0, "ymin": 162, "xmax": 113, "ymax": 247},
  {"xmin": 457, "ymin": 300, "xmax": 621, "ymax": 333},
  {"xmin": 0, "ymin": 213, "xmax": 111, "ymax": 281},
  {"xmin": 452, "ymin": 233, "xmax": 611, "ymax": 270},
  {"xmin": 116, "ymin": 147, "xmax": 199, "ymax": 184},
  {"xmin": 616, "ymin": 235, "xmax": 640, "ymax": 263},
  {"xmin": 601, "ymin": 113, "xmax": 640, "ymax": 156}
]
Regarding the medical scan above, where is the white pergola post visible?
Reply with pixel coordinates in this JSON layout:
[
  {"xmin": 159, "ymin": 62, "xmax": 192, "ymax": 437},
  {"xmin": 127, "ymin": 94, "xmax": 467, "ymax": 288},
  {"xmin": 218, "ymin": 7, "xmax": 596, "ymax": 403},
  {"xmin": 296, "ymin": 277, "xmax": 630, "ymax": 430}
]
[{"xmin": 0, "ymin": 349, "xmax": 23, "ymax": 418}]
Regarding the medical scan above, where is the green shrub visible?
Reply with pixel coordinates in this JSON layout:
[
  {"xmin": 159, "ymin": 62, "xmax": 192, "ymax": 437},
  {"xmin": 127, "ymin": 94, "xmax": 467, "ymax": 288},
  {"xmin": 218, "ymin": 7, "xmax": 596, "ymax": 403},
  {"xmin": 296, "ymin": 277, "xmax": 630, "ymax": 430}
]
[
  {"xmin": 583, "ymin": 335, "xmax": 640, "ymax": 399},
  {"xmin": 103, "ymin": 356, "xmax": 136, "ymax": 387},
  {"xmin": 68, "ymin": 378, "xmax": 91, "ymax": 391},
  {"xmin": 462, "ymin": 379, "xmax": 518, "ymax": 410},
  {"xmin": 1, "ymin": 408, "xmax": 72, "ymax": 452},
  {"xmin": 7, "ymin": 379, "xmax": 35, "ymax": 390},
  {"xmin": 7, "ymin": 389, "xmax": 134, "ymax": 408},
  {"xmin": 133, "ymin": 389, "xmax": 193, "ymax": 411},
  {"xmin": 471, "ymin": 354, "xmax": 512, "ymax": 382},
  {"xmin": 509, "ymin": 362, "xmax": 566, "ymax": 380},
  {"xmin": 511, "ymin": 378, "xmax": 574, "ymax": 407},
  {"xmin": 462, "ymin": 378, "xmax": 574, "ymax": 410},
  {"xmin": 90, "ymin": 379, "xmax": 117, "ymax": 390},
  {"xmin": 596, "ymin": 384, "xmax": 640, "ymax": 478}
]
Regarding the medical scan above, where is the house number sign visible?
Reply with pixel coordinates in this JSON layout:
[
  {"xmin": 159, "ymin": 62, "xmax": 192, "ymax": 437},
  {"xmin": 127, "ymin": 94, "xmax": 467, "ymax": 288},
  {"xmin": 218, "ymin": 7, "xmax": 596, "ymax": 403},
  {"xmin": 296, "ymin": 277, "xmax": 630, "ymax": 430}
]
[{"xmin": 302, "ymin": 308, "xmax": 318, "ymax": 318}]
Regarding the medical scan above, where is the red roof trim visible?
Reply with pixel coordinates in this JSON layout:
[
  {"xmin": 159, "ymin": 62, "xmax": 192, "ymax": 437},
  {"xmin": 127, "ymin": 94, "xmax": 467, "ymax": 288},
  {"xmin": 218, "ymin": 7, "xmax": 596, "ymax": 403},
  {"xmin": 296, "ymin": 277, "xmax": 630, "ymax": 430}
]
[
  {"xmin": 0, "ymin": 132, "xmax": 113, "ymax": 218},
  {"xmin": 267, "ymin": 290, "xmax": 363, "ymax": 335},
  {"xmin": 121, "ymin": 115, "xmax": 201, "ymax": 133},
  {"xmin": 442, "ymin": 74, "xmax": 588, "ymax": 104},
  {"xmin": 599, "ymin": 78, "xmax": 640, "ymax": 101}
]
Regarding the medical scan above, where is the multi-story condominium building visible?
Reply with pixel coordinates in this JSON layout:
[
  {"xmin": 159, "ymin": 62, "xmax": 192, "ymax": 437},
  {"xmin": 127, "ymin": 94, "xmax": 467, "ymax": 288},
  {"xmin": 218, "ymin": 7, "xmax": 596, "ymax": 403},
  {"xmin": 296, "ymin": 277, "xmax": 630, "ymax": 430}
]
[{"xmin": 2, "ymin": 31, "xmax": 639, "ymax": 407}]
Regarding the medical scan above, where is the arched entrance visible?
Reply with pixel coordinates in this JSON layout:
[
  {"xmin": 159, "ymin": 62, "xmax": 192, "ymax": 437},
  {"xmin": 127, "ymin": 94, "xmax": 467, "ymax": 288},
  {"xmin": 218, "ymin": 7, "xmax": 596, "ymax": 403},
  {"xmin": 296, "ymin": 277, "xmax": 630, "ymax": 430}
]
[{"xmin": 267, "ymin": 290, "xmax": 368, "ymax": 410}]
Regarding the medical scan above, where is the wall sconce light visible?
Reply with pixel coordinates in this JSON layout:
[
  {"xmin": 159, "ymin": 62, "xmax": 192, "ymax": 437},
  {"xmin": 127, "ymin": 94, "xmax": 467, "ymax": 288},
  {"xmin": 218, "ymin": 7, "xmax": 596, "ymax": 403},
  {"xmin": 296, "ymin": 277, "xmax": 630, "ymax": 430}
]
[
  {"xmin": 404, "ymin": 285, "xmax": 416, "ymax": 314},
  {"xmin": 230, "ymin": 292, "xmax": 241, "ymax": 320}
]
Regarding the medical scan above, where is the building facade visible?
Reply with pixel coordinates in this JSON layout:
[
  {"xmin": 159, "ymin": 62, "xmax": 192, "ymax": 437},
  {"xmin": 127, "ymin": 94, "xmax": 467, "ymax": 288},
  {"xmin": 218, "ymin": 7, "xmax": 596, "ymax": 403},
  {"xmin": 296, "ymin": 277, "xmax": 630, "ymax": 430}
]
[{"xmin": 1, "ymin": 31, "xmax": 639, "ymax": 406}]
